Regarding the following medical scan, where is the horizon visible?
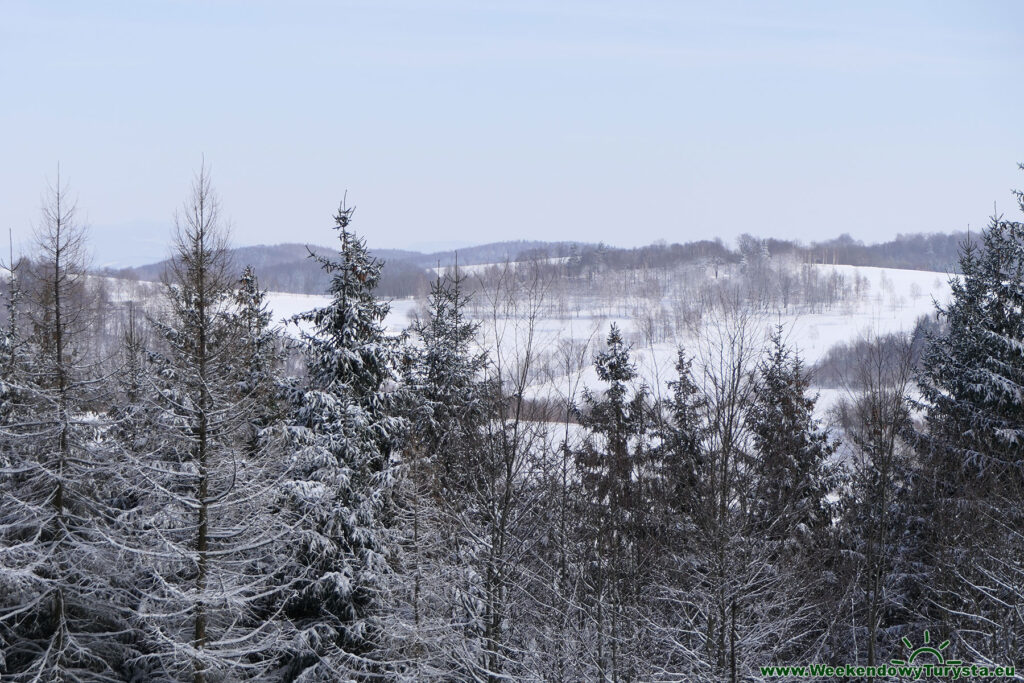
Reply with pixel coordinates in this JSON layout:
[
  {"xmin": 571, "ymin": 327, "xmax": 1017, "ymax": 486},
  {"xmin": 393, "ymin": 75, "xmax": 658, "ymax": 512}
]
[
  {"xmin": 45, "ymin": 227, "xmax": 976, "ymax": 272},
  {"xmin": 89, "ymin": 230, "xmax": 971, "ymax": 276}
]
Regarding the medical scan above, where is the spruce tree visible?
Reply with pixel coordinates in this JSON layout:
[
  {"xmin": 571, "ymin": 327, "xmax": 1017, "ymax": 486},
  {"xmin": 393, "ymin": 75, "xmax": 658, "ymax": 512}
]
[
  {"xmin": 232, "ymin": 265, "xmax": 287, "ymax": 452},
  {"xmin": 648, "ymin": 310, "xmax": 822, "ymax": 680},
  {"xmin": 118, "ymin": 167, "xmax": 292, "ymax": 681},
  {"xmin": 389, "ymin": 265, "xmax": 489, "ymax": 679},
  {"xmin": 915, "ymin": 185, "xmax": 1024, "ymax": 663},
  {"xmin": 574, "ymin": 323, "xmax": 657, "ymax": 680},
  {"xmin": 408, "ymin": 265, "xmax": 488, "ymax": 499},
  {"xmin": 646, "ymin": 349, "xmax": 708, "ymax": 678},
  {"xmin": 657, "ymin": 351, "xmax": 706, "ymax": 520},
  {"xmin": 437, "ymin": 259, "xmax": 554, "ymax": 680},
  {"xmin": 282, "ymin": 200, "xmax": 406, "ymax": 680},
  {"xmin": 746, "ymin": 326, "xmax": 836, "ymax": 544}
]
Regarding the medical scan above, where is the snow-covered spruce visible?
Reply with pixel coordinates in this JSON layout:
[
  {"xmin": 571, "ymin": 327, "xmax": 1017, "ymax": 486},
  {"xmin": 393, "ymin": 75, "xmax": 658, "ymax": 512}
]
[
  {"xmin": 913, "ymin": 181, "xmax": 1024, "ymax": 666},
  {"xmin": 386, "ymin": 263, "xmax": 492, "ymax": 680},
  {"xmin": 280, "ymin": 200, "xmax": 407, "ymax": 681}
]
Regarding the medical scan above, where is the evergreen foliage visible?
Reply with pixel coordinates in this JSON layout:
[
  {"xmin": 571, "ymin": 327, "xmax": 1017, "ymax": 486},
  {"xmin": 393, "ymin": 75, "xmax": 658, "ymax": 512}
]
[
  {"xmin": 281, "ymin": 201, "xmax": 407, "ymax": 680},
  {"xmin": 573, "ymin": 323, "xmax": 658, "ymax": 680},
  {"xmin": 746, "ymin": 326, "xmax": 837, "ymax": 543},
  {"xmin": 3, "ymin": 168, "xmax": 1023, "ymax": 681},
  {"xmin": 388, "ymin": 265, "xmax": 490, "ymax": 679},
  {"xmin": 914, "ymin": 180, "xmax": 1024, "ymax": 664}
]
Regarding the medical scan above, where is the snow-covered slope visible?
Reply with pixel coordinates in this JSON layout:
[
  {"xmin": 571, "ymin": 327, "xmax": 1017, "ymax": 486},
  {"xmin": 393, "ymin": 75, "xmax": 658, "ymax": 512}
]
[
  {"xmin": 223, "ymin": 265, "xmax": 956, "ymax": 418},
  {"xmin": 779, "ymin": 265, "xmax": 950, "ymax": 363},
  {"xmin": 503, "ymin": 265, "xmax": 954, "ymax": 409}
]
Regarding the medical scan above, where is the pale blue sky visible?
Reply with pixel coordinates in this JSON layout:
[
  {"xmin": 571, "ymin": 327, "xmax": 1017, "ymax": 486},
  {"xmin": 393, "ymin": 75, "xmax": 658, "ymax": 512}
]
[{"xmin": 2, "ymin": 1, "xmax": 1023, "ymax": 265}]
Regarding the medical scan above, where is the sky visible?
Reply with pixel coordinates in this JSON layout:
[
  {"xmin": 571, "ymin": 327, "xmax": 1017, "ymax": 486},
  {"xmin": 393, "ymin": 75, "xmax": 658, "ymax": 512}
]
[{"xmin": 2, "ymin": 1, "xmax": 1023, "ymax": 267}]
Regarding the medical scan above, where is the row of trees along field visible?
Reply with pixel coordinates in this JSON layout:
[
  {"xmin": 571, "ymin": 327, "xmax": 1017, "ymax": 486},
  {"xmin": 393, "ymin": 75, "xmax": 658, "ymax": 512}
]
[{"xmin": 1, "ymin": 166, "xmax": 1022, "ymax": 681}]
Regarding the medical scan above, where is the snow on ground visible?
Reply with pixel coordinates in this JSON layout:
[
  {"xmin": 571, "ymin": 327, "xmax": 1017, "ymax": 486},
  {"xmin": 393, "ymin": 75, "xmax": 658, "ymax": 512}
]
[
  {"xmin": 125, "ymin": 263, "xmax": 953, "ymax": 397},
  {"xmin": 783, "ymin": 265, "xmax": 951, "ymax": 364},
  {"xmin": 512, "ymin": 265, "xmax": 955, "ymax": 413},
  {"xmin": 264, "ymin": 292, "xmax": 331, "ymax": 328},
  {"xmin": 94, "ymin": 263, "xmax": 953, "ymax": 448},
  {"xmin": 386, "ymin": 298, "xmax": 421, "ymax": 333},
  {"xmin": 264, "ymin": 292, "xmax": 420, "ymax": 335},
  {"xmin": 259, "ymin": 265, "xmax": 957, "ymax": 418}
]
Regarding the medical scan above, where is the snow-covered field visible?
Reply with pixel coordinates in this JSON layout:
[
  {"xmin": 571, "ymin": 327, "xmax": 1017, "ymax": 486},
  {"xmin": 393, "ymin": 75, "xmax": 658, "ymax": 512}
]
[
  {"xmin": 263, "ymin": 264, "xmax": 954, "ymax": 415},
  {"xmin": 538, "ymin": 266, "xmax": 952, "ymax": 412},
  {"xmin": 264, "ymin": 292, "xmax": 419, "ymax": 334},
  {"xmin": 783, "ymin": 265, "xmax": 950, "ymax": 363}
]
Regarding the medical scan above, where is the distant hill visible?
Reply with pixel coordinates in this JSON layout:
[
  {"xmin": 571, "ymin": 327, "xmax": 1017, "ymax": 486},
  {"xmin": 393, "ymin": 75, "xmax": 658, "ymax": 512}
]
[
  {"xmin": 797, "ymin": 231, "xmax": 968, "ymax": 273},
  {"xmin": 103, "ymin": 232, "xmax": 970, "ymax": 298},
  {"xmin": 105, "ymin": 240, "xmax": 593, "ymax": 297}
]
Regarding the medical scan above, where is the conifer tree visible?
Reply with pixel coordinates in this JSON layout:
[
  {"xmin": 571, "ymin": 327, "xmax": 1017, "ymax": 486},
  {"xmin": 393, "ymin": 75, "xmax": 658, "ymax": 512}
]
[
  {"xmin": 574, "ymin": 323, "xmax": 657, "ymax": 680},
  {"xmin": 282, "ymin": 200, "xmax": 406, "ymax": 680},
  {"xmin": 119, "ymin": 166, "xmax": 292, "ymax": 681},
  {"xmin": 0, "ymin": 176, "xmax": 125, "ymax": 680},
  {"xmin": 649, "ymin": 310, "xmax": 821, "ymax": 681},
  {"xmin": 646, "ymin": 349, "xmax": 708, "ymax": 678},
  {"xmin": 656, "ymin": 350, "xmax": 706, "ymax": 528},
  {"xmin": 232, "ymin": 265, "xmax": 286, "ymax": 452},
  {"xmin": 915, "ymin": 182, "xmax": 1024, "ymax": 664},
  {"xmin": 389, "ymin": 264, "xmax": 489, "ymax": 679},
  {"xmin": 447, "ymin": 260, "xmax": 550, "ymax": 681},
  {"xmin": 746, "ymin": 326, "xmax": 837, "ymax": 544},
  {"xmin": 409, "ymin": 265, "xmax": 488, "ymax": 499}
]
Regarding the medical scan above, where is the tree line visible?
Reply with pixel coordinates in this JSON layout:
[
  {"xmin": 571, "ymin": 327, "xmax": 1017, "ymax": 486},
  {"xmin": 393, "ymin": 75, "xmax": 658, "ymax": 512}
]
[
  {"xmin": 108, "ymin": 230, "xmax": 966, "ymax": 301},
  {"xmin": 1, "ymin": 166, "xmax": 1022, "ymax": 681}
]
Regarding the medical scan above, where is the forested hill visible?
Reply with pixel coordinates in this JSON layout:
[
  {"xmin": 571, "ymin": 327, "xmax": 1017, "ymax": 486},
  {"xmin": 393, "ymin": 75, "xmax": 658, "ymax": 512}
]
[
  {"xmin": 793, "ymin": 231, "xmax": 969, "ymax": 271},
  {"xmin": 104, "ymin": 231, "xmax": 969, "ymax": 297},
  {"xmin": 103, "ymin": 240, "xmax": 593, "ymax": 296},
  {"xmin": 105, "ymin": 240, "xmax": 590, "ymax": 297}
]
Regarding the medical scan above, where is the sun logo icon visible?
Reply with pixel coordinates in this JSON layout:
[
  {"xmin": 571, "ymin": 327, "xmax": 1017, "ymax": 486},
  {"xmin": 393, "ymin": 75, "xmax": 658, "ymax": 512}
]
[{"xmin": 891, "ymin": 630, "xmax": 962, "ymax": 666}]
